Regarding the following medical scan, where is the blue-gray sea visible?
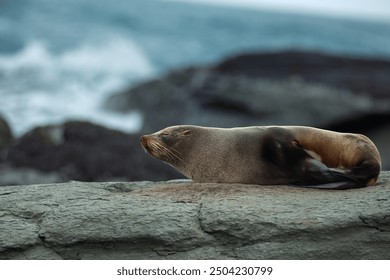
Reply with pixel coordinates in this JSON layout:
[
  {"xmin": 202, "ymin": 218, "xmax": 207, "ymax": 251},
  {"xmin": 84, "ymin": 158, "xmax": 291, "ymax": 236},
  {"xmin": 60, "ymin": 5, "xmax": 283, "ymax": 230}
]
[{"xmin": 1, "ymin": 0, "xmax": 390, "ymax": 135}]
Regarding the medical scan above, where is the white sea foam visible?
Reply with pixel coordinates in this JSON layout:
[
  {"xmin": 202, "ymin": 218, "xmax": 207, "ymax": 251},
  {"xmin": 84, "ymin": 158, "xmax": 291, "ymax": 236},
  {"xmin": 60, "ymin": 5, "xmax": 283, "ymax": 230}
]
[{"xmin": 0, "ymin": 37, "xmax": 154, "ymax": 136}]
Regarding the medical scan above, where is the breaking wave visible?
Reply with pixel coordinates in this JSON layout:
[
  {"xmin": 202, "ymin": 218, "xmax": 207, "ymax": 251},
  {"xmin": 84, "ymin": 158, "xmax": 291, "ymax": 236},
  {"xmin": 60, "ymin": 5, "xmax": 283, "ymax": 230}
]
[{"xmin": 0, "ymin": 37, "xmax": 155, "ymax": 135}]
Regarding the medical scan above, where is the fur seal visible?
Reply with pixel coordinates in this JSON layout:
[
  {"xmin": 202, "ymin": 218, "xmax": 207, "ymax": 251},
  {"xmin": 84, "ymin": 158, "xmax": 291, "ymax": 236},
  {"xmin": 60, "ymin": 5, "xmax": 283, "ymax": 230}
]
[{"xmin": 140, "ymin": 125, "xmax": 381, "ymax": 190}]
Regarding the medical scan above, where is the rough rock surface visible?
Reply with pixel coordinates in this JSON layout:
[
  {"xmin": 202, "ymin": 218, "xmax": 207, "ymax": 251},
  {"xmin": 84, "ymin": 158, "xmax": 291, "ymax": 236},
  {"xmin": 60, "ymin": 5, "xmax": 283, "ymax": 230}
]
[{"xmin": 1, "ymin": 172, "xmax": 389, "ymax": 260}]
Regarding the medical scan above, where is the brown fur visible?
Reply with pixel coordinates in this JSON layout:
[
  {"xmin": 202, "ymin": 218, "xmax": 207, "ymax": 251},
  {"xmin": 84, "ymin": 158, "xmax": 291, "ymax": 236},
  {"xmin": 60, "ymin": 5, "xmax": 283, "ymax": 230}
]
[
  {"xmin": 290, "ymin": 126, "xmax": 381, "ymax": 185},
  {"xmin": 140, "ymin": 125, "xmax": 381, "ymax": 189}
]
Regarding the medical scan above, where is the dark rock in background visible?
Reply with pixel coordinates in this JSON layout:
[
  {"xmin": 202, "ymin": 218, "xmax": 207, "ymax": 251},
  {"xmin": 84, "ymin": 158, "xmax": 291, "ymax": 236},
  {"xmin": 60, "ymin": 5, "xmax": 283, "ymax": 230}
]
[
  {"xmin": 105, "ymin": 51, "xmax": 390, "ymax": 135},
  {"xmin": 0, "ymin": 121, "xmax": 183, "ymax": 185},
  {"xmin": 215, "ymin": 50, "xmax": 390, "ymax": 99},
  {"xmin": 0, "ymin": 115, "xmax": 13, "ymax": 152}
]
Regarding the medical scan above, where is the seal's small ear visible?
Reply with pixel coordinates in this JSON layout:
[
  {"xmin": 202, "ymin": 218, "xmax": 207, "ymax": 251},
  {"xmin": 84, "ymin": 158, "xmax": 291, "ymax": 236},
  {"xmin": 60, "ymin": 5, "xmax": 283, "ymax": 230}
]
[
  {"xmin": 183, "ymin": 130, "xmax": 192, "ymax": 136},
  {"xmin": 292, "ymin": 140, "xmax": 302, "ymax": 148}
]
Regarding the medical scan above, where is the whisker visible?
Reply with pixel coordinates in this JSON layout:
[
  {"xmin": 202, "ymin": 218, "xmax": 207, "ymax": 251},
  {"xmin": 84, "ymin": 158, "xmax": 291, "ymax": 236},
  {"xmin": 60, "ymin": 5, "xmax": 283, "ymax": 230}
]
[
  {"xmin": 149, "ymin": 139, "xmax": 187, "ymax": 166},
  {"xmin": 140, "ymin": 143, "xmax": 148, "ymax": 154}
]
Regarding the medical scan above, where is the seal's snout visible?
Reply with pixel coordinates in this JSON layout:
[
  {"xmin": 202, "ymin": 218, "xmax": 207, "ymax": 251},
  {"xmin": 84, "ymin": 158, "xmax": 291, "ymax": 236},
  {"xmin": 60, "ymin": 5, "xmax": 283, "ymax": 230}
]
[
  {"xmin": 140, "ymin": 135, "xmax": 151, "ymax": 155},
  {"xmin": 140, "ymin": 135, "xmax": 149, "ymax": 148},
  {"xmin": 140, "ymin": 135, "xmax": 146, "ymax": 145}
]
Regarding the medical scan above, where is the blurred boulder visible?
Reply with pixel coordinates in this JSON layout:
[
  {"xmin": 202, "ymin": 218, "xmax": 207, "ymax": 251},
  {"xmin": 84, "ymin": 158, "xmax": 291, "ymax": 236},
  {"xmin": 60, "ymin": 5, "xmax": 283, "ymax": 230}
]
[
  {"xmin": 0, "ymin": 115, "xmax": 13, "ymax": 151},
  {"xmin": 105, "ymin": 51, "xmax": 390, "ymax": 135},
  {"xmin": 0, "ymin": 165, "xmax": 62, "ymax": 186},
  {"xmin": 215, "ymin": 50, "xmax": 390, "ymax": 99},
  {"xmin": 0, "ymin": 121, "xmax": 183, "ymax": 184}
]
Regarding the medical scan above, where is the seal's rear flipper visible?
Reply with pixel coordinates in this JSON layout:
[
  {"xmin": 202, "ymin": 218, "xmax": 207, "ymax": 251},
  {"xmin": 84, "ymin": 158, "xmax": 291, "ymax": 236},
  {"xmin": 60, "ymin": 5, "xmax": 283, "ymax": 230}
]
[
  {"xmin": 294, "ymin": 180, "xmax": 367, "ymax": 190},
  {"xmin": 262, "ymin": 133, "xmax": 368, "ymax": 190},
  {"xmin": 290, "ymin": 158, "xmax": 367, "ymax": 189}
]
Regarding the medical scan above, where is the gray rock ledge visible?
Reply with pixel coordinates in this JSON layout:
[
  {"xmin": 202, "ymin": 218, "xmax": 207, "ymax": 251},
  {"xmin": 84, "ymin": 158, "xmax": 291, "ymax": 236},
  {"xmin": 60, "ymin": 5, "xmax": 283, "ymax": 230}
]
[{"xmin": 1, "ymin": 172, "xmax": 390, "ymax": 260}]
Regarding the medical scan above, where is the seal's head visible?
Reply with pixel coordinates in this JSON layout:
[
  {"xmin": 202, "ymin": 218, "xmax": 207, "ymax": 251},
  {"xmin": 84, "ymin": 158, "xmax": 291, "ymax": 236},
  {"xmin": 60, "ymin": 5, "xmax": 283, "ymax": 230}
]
[{"xmin": 140, "ymin": 125, "xmax": 195, "ymax": 167}]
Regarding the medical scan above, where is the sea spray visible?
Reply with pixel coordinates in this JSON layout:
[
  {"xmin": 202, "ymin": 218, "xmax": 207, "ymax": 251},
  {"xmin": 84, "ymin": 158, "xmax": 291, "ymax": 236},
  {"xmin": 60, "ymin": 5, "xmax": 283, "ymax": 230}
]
[{"xmin": 0, "ymin": 37, "xmax": 153, "ymax": 135}]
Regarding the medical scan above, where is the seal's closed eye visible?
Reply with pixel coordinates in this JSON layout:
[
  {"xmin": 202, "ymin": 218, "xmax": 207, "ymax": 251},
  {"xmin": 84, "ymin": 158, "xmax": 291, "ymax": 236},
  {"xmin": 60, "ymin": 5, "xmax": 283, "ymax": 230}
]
[{"xmin": 160, "ymin": 133, "xmax": 170, "ymax": 143}]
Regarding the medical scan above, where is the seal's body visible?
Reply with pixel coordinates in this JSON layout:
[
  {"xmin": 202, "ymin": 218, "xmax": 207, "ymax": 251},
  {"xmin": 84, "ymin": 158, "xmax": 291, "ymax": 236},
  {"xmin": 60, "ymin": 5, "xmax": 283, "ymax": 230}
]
[{"xmin": 140, "ymin": 125, "xmax": 381, "ymax": 189}]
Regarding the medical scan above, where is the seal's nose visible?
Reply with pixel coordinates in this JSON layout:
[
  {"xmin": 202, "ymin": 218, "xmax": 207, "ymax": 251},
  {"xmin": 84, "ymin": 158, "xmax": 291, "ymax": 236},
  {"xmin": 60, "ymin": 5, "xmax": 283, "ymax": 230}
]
[{"xmin": 140, "ymin": 136, "xmax": 147, "ymax": 146}]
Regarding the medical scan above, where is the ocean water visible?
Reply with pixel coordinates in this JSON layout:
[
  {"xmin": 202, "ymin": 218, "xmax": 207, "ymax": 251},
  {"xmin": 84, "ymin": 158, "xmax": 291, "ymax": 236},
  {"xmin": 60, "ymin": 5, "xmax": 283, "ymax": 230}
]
[{"xmin": 1, "ymin": 0, "xmax": 390, "ymax": 136}]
